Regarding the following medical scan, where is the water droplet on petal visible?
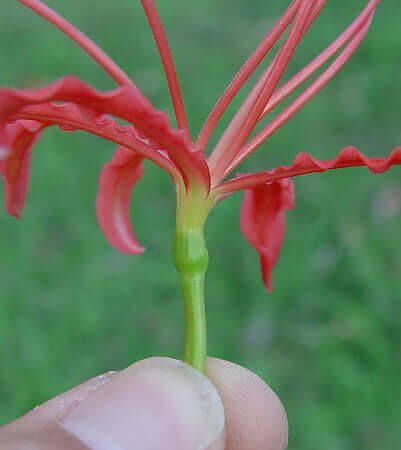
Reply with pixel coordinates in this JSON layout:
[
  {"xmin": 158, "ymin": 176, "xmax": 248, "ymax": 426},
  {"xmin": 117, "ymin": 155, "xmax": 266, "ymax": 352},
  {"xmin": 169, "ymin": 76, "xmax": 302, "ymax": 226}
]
[
  {"xmin": 94, "ymin": 115, "xmax": 113, "ymax": 127},
  {"xmin": 0, "ymin": 146, "xmax": 11, "ymax": 159},
  {"xmin": 116, "ymin": 125, "xmax": 130, "ymax": 135},
  {"xmin": 58, "ymin": 123, "xmax": 78, "ymax": 132}
]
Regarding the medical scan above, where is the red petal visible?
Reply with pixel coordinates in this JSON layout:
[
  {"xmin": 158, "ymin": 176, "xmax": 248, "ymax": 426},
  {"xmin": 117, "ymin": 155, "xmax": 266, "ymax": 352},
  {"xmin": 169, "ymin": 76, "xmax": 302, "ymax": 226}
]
[
  {"xmin": 218, "ymin": 146, "xmax": 401, "ymax": 195},
  {"xmin": 96, "ymin": 147, "xmax": 145, "ymax": 254},
  {"xmin": 240, "ymin": 178, "xmax": 295, "ymax": 291},
  {"xmin": 0, "ymin": 120, "xmax": 43, "ymax": 217},
  {"xmin": 17, "ymin": 102, "xmax": 179, "ymax": 179},
  {"xmin": 0, "ymin": 76, "xmax": 210, "ymax": 189}
]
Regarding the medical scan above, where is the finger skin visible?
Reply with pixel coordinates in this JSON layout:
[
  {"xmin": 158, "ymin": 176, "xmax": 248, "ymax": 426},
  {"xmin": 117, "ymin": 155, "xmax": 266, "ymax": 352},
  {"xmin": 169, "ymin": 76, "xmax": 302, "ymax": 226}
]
[
  {"xmin": 207, "ymin": 358, "xmax": 288, "ymax": 450},
  {"xmin": 59, "ymin": 357, "xmax": 225, "ymax": 450},
  {"xmin": 0, "ymin": 357, "xmax": 287, "ymax": 450},
  {"xmin": 0, "ymin": 372, "xmax": 117, "ymax": 450}
]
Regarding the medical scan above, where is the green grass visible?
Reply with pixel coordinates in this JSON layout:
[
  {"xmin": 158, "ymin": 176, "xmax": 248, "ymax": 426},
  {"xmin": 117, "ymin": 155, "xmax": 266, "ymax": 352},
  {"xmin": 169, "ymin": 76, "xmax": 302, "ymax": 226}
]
[{"xmin": 1, "ymin": 1, "xmax": 401, "ymax": 448}]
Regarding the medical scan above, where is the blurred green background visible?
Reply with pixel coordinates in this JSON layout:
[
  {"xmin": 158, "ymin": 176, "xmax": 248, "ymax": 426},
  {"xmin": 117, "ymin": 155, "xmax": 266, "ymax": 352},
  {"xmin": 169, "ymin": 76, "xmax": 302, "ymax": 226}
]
[{"xmin": 1, "ymin": 1, "xmax": 400, "ymax": 448}]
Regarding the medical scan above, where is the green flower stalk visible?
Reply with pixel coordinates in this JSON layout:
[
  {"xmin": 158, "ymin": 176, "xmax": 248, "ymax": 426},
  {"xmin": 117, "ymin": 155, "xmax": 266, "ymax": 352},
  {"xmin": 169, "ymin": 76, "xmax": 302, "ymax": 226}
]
[
  {"xmin": 174, "ymin": 184, "xmax": 214, "ymax": 371},
  {"xmin": 1, "ymin": 0, "xmax": 400, "ymax": 374}
]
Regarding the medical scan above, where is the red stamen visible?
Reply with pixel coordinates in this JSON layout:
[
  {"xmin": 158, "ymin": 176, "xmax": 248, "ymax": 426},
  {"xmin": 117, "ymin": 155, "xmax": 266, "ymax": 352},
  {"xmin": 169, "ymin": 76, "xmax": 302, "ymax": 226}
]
[
  {"xmin": 228, "ymin": 12, "xmax": 374, "ymax": 174},
  {"xmin": 141, "ymin": 0, "xmax": 190, "ymax": 133},
  {"xmin": 207, "ymin": 1, "xmax": 323, "ymax": 180},
  {"xmin": 209, "ymin": 0, "xmax": 320, "ymax": 185},
  {"xmin": 197, "ymin": 0, "xmax": 303, "ymax": 151},
  {"xmin": 18, "ymin": 0, "xmax": 133, "ymax": 86},
  {"xmin": 207, "ymin": 67, "xmax": 274, "ymax": 184},
  {"xmin": 229, "ymin": 0, "xmax": 317, "ymax": 148},
  {"xmin": 260, "ymin": 0, "xmax": 380, "ymax": 120}
]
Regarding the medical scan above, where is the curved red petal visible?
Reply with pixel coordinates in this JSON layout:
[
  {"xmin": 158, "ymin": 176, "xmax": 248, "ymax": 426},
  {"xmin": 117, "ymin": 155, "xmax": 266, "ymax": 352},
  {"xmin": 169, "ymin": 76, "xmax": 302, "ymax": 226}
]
[
  {"xmin": 240, "ymin": 178, "xmax": 295, "ymax": 291},
  {"xmin": 16, "ymin": 102, "xmax": 179, "ymax": 179},
  {"xmin": 218, "ymin": 146, "xmax": 401, "ymax": 195},
  {"xmin": 96, "ymin": 147, "xmax": 145, "ymax": 254},
  {"xmin": 0, "ymin": 76, "xmax": 210, "ymax": 189},
  {"xmin": 0, "ymin": 120, "xmax": 44, "ymax": 217}
]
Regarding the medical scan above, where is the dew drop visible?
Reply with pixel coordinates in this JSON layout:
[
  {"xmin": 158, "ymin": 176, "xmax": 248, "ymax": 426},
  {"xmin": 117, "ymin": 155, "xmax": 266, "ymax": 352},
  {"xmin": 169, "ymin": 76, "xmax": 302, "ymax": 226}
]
[
  {"xmin": 0, "ymin": 146, "xmax": 11, "ymax": 159},
  {"xmin": 116, "ymin": 125, "xmax": 130, "ymax": 135},
  {"xmin": 95, "ymin": 114, "xmax": 113, "ymax": 127},
  {"xmin": 58, "ymin": 123, "xmax": 78, "ymax": 132}
]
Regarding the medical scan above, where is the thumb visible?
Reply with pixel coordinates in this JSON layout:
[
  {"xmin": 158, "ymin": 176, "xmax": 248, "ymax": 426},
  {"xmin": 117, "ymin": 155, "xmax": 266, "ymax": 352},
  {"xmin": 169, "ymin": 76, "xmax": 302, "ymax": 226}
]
[{"xmin": 60, "ymin": 357, "xmax": 225, "ymax": 450}]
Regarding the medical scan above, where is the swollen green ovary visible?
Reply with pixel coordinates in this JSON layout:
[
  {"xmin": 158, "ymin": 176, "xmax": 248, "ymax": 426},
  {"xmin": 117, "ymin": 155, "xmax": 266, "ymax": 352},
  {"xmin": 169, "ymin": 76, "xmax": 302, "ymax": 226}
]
[{"xmin": 174, "ymin": 228, "xmax": 208, "ymax": 372}]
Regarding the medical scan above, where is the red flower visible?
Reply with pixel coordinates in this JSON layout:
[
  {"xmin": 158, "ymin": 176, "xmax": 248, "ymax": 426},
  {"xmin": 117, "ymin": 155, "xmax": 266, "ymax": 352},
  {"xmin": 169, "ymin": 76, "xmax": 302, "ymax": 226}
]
[{"xmin": 1, "ymin": 0, "xmax": 399, "ymax": 293}]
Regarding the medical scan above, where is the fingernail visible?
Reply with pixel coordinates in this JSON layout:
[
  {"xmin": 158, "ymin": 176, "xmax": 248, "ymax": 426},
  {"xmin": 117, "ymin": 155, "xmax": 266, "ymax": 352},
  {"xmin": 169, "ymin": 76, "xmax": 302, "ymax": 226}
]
[{"xmin": 59, "ymin": 357, "xmax": 225, "ymax": 450}]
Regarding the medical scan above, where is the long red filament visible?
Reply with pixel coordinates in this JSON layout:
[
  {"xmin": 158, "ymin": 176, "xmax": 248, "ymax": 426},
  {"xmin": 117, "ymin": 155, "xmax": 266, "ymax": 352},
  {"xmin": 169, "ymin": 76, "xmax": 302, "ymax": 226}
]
[
  {"xmin": 18, "ymin": 0, "xmax": 133, "ymax": 87},
  {"xmin": 226, "ymin": 13, "xmax": 374, "ymax": 176},
  {"xmin": 260, "ymin": 0, "xmax": 380, "ymax": 120},
  {"xmin": 209, "ymin": 0, "xmax": 319, "ymax": 185},
  {"xmin": 141, "ymin": 0, "xmax": 190, "ymax": 133},
  {"xmin": 196, "ymin": 0, "xmax": 303, "ymax": 151}
]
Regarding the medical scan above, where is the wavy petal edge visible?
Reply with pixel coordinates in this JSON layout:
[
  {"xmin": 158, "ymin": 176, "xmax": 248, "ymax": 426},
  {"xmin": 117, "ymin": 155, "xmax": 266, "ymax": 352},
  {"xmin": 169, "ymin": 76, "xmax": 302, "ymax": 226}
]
[
  {"xmin": 217, "ymin": 146, "xmax": 401, "ymax": 195},
  {"xmin": 0, "ymin": 76, "xmax": 210, "ymax": 189}
]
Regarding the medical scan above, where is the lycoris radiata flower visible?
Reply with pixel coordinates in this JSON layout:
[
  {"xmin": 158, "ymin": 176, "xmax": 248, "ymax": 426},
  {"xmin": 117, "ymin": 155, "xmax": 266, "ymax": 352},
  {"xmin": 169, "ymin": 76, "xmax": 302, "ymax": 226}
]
[{"xmin": 1, "ymin": 0, "xmax": 399, "ymax": 372}]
